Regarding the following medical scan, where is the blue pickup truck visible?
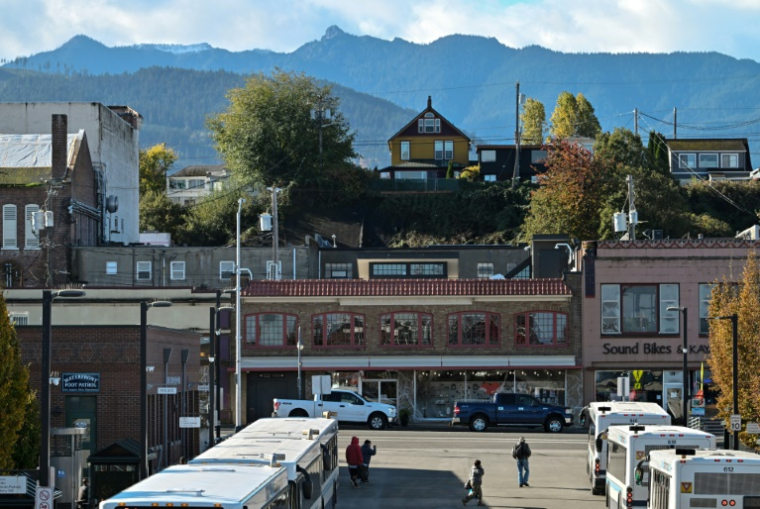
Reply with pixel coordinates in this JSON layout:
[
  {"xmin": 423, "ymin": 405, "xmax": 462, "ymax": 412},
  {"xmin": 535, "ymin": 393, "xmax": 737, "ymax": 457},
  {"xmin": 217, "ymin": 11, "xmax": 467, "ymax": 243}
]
[{"xmin": 451, "ymin": 393, "xmax": 574, "ymax": 432}]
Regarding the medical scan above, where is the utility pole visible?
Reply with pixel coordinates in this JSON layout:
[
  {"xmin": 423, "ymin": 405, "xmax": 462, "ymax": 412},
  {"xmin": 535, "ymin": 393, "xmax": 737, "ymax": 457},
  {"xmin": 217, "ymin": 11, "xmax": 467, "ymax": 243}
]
[
  {"xmin": 633, "ymin": 108, "xmax": 638, "ymax": 136},
  {"xmin": 511, "ymin": 81, "xmax": 521, "ymax": 190},
  {"xmin": 44, "ymin": 184, "xmax": 54, "ymax": 286},
  {"xmin": 313, "ymin": 94, "xmax": 331, "ymax": 173},
  {"xmin": 267, "ymin": 187, "xmax": 282, "ymax": 280},
  {"xmin": 673, "ymin": 107, "xmax": 677, "ymax": 139},
  {"xmin": 627, "ymin": 174, "xmax": 637, "ymax": 241}
]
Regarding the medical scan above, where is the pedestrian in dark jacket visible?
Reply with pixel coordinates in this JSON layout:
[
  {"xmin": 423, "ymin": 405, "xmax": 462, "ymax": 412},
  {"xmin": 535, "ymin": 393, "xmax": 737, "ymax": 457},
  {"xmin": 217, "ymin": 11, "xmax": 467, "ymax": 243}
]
[
  {"xmin": 345, "ymin": 436, "xmax": 364, "ymax": 488},
  {"xmin": 360, "ymin": 440, "xmax": 377, "ymax": 483},
  {"xmin": 462, "ymin": 460, "xmax": 484, "ymax": 506},
  {"xmin": 512, "ymin": 436, "xmax": 532, "ymax": 487}
]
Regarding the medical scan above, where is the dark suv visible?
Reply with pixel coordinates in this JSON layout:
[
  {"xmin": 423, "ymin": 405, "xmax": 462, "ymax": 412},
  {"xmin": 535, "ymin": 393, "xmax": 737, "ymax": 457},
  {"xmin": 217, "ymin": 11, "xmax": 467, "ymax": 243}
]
[{"xmin": 452, "ymin": 393, "xmax": 573, "ymax": 432}]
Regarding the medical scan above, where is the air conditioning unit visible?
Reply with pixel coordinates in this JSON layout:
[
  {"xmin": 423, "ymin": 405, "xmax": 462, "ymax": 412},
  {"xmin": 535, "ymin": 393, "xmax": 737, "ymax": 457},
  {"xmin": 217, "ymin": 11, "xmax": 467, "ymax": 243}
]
[{"xmin": 652, "ymin": 229, "xmax": 664, "ymax": 240}]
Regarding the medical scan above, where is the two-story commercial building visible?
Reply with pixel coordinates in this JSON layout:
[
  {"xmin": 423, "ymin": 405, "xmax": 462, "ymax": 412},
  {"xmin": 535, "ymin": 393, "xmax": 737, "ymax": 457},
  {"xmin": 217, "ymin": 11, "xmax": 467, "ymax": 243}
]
[
  {"xmin": 580, "ymin": 237, "xmax": 757, "ymax": 416},
  {"xmin": 232, "ymin": 276, "xmax": 583, "ymax": 424}
]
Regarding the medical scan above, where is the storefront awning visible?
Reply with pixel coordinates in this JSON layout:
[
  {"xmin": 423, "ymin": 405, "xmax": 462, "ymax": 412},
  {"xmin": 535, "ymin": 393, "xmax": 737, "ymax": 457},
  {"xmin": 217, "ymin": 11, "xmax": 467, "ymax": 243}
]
[{"xmin": 239, "ymin": 355, "xmax": 579, "ymax": 371}]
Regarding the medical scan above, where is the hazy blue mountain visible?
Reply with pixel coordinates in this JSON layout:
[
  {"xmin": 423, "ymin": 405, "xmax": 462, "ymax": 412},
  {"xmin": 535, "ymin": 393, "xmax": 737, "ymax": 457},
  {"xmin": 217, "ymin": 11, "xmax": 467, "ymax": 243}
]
[
  {"xmin": 5, "ymin": 26, "xmax": 760, "ymax": 164},
  {"xmin": 0, "ymin": 66, "xmax": 414, "ymax": 169}
]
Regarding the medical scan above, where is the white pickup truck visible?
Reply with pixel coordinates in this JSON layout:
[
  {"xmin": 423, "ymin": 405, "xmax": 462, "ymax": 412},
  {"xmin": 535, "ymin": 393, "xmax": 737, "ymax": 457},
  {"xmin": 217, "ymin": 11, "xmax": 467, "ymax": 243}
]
[{"xmin": 273, "ymin": 389, "xmax": 397, "ymax": 430}]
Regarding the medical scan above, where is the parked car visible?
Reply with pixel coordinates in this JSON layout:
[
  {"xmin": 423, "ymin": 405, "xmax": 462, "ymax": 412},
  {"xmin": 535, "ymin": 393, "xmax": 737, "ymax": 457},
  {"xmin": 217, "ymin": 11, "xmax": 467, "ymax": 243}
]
[
  {"xmin": 273, "ymin": 388, "xmax": 397, "ymax": 430},
  {"xmin": 451, "ymin": 393, "xmax": 573, "ymax": 432}
]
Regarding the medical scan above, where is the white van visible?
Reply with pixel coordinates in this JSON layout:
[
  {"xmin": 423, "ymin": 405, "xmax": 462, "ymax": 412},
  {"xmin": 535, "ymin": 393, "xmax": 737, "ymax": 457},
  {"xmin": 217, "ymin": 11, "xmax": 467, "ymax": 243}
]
[
  {"xmin": 586, "ymin": 401, "xmax": 671, "ymax": 495},
  {"xmin": 605, "ymin": 425, "xmax": 715, "ymax": 509}
]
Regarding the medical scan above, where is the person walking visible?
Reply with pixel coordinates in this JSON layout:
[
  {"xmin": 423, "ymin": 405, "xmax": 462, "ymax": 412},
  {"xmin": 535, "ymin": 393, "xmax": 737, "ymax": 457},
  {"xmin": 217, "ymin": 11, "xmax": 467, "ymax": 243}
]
[
  {"xmin": 76, "ymin": 478, "xmax": 89, "ymax": 509},
  {"xmin": 360, "ymin": 439, "xmax": 376, "ymax": 483},
  {"xmin": 345, "ymin": 436, "xmax": 364, "ymax": 488},
  {"xmin": 512, "ymin": 436, "xmax": 532, "ymax": 487},
  {"xmin": 462, "ymin": 459, "xmax": 485, "ymax": 506}
]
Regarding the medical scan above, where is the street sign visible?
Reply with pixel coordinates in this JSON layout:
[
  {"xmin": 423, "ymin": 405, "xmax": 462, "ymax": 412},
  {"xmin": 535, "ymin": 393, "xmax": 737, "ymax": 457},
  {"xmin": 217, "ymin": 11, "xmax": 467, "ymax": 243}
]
[
  {"xmin": 730, "ymin": 414, "xmax": 742, "ymax": 432},
  {"xmin": 35, "ymin": 486, "xmax": 53, "ymax": 509},
  {"xmin": 166, "ymin": 376, "xmax": 181, "ymax": 385},
  {"xmin": 179, "ymin": 416, "xmax": 201, "ymax": 428},
  {"xmin": 158, "ymin": 387, "xmax": 177, "ymax": 395},
  {"xmin": 0, "ymin": 476, "xmax": 25, "ymax": 494},
  {"xmin": 197, "ymin": 385, "xmax": 210, "ymax": 392},
  {"xmin": 747, "ymin": 422, "xmax": 760, "ymax": 434}
]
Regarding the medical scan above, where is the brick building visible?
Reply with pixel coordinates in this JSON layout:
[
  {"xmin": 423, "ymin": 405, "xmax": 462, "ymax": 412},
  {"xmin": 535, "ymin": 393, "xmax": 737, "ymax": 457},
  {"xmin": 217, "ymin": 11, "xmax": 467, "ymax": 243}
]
[
  {"xmin": 16, "ymin": 324, "xmax": 202, "ymax": 472},
  {"xmin": 580, "ymin": 237, "xmax": 757, "ymax": 417},
  {"xmin": 234, "ymin": 276, "xmax": 583, "ymax": 424},
  {"xmin": 1, "ymin": 116, "xmax": 98, "ymax": 287}
]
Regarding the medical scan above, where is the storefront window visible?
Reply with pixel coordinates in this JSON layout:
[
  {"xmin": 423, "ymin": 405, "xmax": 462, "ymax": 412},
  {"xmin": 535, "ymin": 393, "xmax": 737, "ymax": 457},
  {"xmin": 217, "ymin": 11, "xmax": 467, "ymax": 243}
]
[
  {"xmin": 515, "ymin": 370, "xmax": 566, "ymax": 405},
  {"xmin": 414, "ymin": 371, "xmax": 466, "ymax": 419}
]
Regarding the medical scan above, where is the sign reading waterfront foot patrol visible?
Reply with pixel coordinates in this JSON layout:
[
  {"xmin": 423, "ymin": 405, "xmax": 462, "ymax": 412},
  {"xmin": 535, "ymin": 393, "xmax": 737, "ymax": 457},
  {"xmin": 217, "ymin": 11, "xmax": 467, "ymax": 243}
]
[
  {"xmin": 61, "ymin": 373, "xmax": 100, "ymax": 393},
  {"xmin": 747, "ymin": 422, "xmax": 760, "ymax": 434}
]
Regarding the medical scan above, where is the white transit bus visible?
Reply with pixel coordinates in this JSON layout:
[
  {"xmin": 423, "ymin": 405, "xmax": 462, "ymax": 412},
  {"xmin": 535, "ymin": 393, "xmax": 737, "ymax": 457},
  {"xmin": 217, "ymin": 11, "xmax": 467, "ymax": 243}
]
[
  {"xmin": 191, "ymin": 417, "xmax": 340, "ymax": 509},
  {"xmin": 647, "ymin": 449, "xmax": 760, "ymax": 509},
  {"xmin": 99, "ymin": 463, "xmax": 296, "ymax": 509},
  {"xmin": 605, "ymin": 425, "xmax": 716, "ymax": 509},
  {"xmin": 586, "ymin": 401, "xmax": 671, "ymax": 495}
]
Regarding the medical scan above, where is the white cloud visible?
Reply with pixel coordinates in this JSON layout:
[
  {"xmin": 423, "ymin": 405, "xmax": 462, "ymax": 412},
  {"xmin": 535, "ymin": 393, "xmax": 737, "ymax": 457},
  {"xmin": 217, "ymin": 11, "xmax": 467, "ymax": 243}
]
[{"xmin": 1, "ymin": 0, "xmax": 760, "ymax": 62}]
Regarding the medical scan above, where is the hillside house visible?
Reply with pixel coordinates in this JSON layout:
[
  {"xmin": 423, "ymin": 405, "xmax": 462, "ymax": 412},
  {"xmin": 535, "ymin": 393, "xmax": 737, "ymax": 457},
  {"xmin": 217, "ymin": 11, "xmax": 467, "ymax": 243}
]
[
  {"xmin": 665, "ymin": 138, "xmax": 752, "ymax": 182},
  {"xmin": 477, "ymin": 144, "xmax": 548, "ymax": 183},
  {"xmin": 167, "ymin": 164, "xmax": 230, "ymax": 205},
  {"xmin": 378, "ymin": 96, "xmax": 471, "ymax": 187}
]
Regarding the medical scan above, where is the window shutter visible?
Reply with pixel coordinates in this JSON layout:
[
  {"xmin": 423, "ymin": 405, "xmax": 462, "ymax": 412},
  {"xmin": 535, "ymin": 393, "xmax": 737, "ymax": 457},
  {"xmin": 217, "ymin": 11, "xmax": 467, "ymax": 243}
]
[
  {"xmin": 3, "ymin": 205, "xmax": 18, "ymax": 249},
  {"xmin": 25, "ymin": 205, "xmax": 40, "ymax": 248}
]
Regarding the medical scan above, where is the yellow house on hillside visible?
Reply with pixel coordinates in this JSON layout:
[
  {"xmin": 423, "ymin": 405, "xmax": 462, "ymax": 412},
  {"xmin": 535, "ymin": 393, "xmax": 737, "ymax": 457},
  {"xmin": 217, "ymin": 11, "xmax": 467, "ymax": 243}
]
[{"xmin": 380, "ymin": 96, "xmax": 471, "ymax": 181}]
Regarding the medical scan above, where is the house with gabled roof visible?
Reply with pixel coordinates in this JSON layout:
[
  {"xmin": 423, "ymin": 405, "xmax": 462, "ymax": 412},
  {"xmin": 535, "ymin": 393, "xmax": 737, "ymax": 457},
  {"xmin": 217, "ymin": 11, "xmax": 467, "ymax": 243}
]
[
  {"xmin": 379, "ymin": 96, "xmax": 471, "ymax": 182},
  {"xmin": 665, "ymin": 138, "xmax": 753, "ymax": 182}
]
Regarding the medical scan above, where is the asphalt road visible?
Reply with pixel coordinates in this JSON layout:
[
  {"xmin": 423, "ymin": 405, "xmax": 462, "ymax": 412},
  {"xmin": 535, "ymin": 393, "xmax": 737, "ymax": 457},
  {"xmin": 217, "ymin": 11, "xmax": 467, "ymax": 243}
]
[{"xmin": 336, "ymin": 426, "xmax": 604, "ymax": 509}]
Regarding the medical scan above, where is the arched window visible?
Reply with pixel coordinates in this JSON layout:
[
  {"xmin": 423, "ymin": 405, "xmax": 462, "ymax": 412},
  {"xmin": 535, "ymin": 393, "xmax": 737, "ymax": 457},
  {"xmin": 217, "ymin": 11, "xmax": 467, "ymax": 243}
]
[
  {"xmin": 447, "ymin": 312, "xmax": 500, "ymax": 346},
  {"xmin": 244, "ymin": 313, "xmax": 297, "ymax": 347},
  {"xmin": 380, "ymin": 312, "xmax": 433, "ymax": 347},
  {"xmin": 312, "ymin": 312, "xmax": 365, "ymax": 348},
  {"xmin": 514, "ymin": 311, "xmax": 568, "ymax": 346}
]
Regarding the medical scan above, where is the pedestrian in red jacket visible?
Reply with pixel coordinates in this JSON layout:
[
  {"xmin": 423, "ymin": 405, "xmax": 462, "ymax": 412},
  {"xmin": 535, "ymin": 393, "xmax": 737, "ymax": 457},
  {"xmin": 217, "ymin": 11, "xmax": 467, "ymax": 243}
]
[{"xmin": 345, "ymin": 436, "xmax": 364, "ymax": 488}]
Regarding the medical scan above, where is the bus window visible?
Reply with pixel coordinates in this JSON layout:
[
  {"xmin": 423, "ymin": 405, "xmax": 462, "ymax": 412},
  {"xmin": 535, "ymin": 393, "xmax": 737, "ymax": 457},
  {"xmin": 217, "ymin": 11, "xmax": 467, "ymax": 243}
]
[{"xmin": 607, "ymin": 442, "xmax": 626, "ymax": 483}]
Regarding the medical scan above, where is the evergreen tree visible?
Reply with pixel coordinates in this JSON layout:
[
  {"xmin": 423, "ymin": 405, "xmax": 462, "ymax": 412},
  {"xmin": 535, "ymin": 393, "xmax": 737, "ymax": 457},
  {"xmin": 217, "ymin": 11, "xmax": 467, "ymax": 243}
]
[
  {"xmin": 446, "ymin": 160, "xmax": 454, "ymax": 179},
  {"xmin": 707, "ymin": 251, "xmax": 760, "ymax": 450},
  {"xmin": 646, "ymin": 131, "xmax": 671, "ymax": 176},
  {"xmin": 520, "ymin": 98, "xmax": 546, "ymax": 145},
  {"xmin": 0, "ymin": 293, "xmax": 33, "ymax": 469}
]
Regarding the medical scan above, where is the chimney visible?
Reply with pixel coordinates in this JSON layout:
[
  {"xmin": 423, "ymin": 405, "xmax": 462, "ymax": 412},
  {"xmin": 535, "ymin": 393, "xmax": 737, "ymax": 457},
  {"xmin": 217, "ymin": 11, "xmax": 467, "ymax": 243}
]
[
  {"xmin": 427, "ymin": 96, "xmax": 432, "ymax": 109},
  {"xmin": 52, "ymin": 114, "xmax": 67, "ymax": 179}
]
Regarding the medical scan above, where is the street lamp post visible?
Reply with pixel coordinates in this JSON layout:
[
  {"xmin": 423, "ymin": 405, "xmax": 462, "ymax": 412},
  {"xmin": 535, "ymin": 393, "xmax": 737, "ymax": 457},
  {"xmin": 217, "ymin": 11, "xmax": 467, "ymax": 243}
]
[
  {"xmin": 40, "ymin": 289, "xmax": 85, "ymax": 489},
  {"xmin": 709, "ymin": 313, "xmax": 739, "ymax": 450},
  {"xmin": 297, "ymin": 327, "xmax": 303, "ymax": 399},
  {"xmin": 208, "ymin": 303, "xmax": 234, "ymax": 448},
  {"xmin": 235, "ymin": 198, "xmax": 244, "ymax": 431},
  {"xmin": 668, "ymin": 306, "xmax": 689, "ymax": 424},
  {"xmin": 140, "ymin": 300, "xmax": 172, "ymax": 480}
]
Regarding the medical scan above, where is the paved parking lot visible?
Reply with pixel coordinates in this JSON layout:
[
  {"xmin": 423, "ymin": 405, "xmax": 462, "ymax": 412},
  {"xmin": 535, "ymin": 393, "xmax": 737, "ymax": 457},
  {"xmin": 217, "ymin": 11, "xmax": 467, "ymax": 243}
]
[{"xmin": 336, "ymin": 427, "xmax": 604, "ymax": 509}]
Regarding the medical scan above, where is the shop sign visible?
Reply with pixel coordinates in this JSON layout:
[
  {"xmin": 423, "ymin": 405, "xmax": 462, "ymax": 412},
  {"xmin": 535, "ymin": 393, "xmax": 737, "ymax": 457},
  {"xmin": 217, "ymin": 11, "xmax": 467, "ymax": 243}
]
[
  {"xmin": 0, "ymin": 476, "xmax": 25, "ymax": 494},
  {"xmin": 61, "ymin": 373, "xmax": 100, "ymax": 393},
  {"xmin": 602, "ymin": 342, "xmax": 710, "ymax": 356}
]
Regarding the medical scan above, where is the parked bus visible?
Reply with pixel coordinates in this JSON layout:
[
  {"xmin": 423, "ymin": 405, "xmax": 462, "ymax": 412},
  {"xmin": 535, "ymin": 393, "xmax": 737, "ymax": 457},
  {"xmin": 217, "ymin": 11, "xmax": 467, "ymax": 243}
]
[
  {"xmin": 605, "ymin": 425, "xmax": 716, "ymax": 509},
  {"xmin": 647, "ymin": 448, "xmax": 760, "ymax": 509},
  {"xmin": 191, "ymin": 417, "xmax": 339, "ymax": 509},
  {"xmin": 99, "ymin": 463, "xmax": 299, "ymax": 509},
  {"xmin": 586, "ymin": 401, "xmax": 671, "ymax": 495}
]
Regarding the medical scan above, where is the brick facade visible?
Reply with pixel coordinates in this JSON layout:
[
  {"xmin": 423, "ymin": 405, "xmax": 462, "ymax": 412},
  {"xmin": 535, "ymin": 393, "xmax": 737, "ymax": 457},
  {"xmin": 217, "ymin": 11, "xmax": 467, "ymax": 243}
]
[{"xmin": 17, "ymin": 325, "xmax": 202, "ymax": 467}]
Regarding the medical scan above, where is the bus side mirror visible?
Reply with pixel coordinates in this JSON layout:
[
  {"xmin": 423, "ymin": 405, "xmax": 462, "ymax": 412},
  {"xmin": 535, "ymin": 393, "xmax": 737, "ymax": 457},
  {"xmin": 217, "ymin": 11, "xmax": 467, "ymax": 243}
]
[
  {"xmin": 595, "ymin": 436, "xmax": 604, "ymax": 453},
  {"xmin": 635, "ymin": 460, "xmax": 649, "ymax": 486},
  {"xmin": 302, "ymin": 475, "xmax": 313, "ymax": 500}
]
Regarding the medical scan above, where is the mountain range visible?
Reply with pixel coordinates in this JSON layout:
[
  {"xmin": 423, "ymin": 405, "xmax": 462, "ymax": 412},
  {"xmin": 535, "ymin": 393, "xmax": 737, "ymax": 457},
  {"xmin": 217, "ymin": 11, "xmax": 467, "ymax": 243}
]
[{"xmin": 4, "ymin": 26, "xmax": 760, "ymax": 169}]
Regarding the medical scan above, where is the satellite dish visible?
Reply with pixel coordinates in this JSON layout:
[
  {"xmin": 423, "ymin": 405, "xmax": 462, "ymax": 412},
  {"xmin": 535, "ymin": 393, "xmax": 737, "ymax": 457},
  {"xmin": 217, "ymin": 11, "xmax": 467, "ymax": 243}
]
[{"xmin": 106, "ymin": 195, "xmax": 119, "ymax": 213}]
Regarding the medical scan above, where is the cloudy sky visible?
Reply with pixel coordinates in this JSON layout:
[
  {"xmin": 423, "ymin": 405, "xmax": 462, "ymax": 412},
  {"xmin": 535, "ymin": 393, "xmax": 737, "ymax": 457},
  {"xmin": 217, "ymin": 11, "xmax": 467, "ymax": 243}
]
[{"xmin": 1, "ymin": 0, "xmax": 759, "ymax": 62}]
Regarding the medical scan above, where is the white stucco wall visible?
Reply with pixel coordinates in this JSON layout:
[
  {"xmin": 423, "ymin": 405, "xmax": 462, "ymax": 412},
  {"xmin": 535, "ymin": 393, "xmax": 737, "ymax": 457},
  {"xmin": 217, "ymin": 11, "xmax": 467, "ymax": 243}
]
[{"xmin": 0, "ymin": 102, "xmax": 140, "ymax": 244}]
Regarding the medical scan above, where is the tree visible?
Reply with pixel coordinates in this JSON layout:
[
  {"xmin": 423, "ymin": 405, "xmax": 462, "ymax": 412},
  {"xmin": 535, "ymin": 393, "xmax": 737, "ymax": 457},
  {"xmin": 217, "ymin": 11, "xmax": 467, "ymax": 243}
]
[
  {"xmin": 446, "ymin": 160, "xmax": 454, "ymax": 179},
  {"xmin": 458, "ymin": 164, "xmax": 480, "ymax": 182},
  {"xmin": 207, "ymin": 69, "xmax": 357, "ymax": 188},
  {"xmin": 707, "ymin": 251, "xmax": 760, "ymax": 450},
  {"xmin": 520, "ymin": 98, "xmax": 546, "ymax": 145},
  {"xmin": 0, "ymin": 293, "xmax": 34, "ymax": 469},
  {"xmin": 549, "ymin": 92, "xmax": 602, "ymax": 140},
  {"xmin": 139, "ymin": 191, "xmax": 187, "ymax": 236},
  {"xmin": 139, "ymin": 143, "xmax": 177, "ymax": 196},
  {"xmin": 521, "ymin": 139, "xmax": 611, "ymax": 241},
  {"xmin": 646, "ymin": 131, "xmax": 671, "ymax": 176},
  {"xmin": 549, "ymin": 92, "xmax": 578, "ymax": 139},
  {"xmin": 575, "ymin": 93, "xmax": 602, "ymax": 138}
]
